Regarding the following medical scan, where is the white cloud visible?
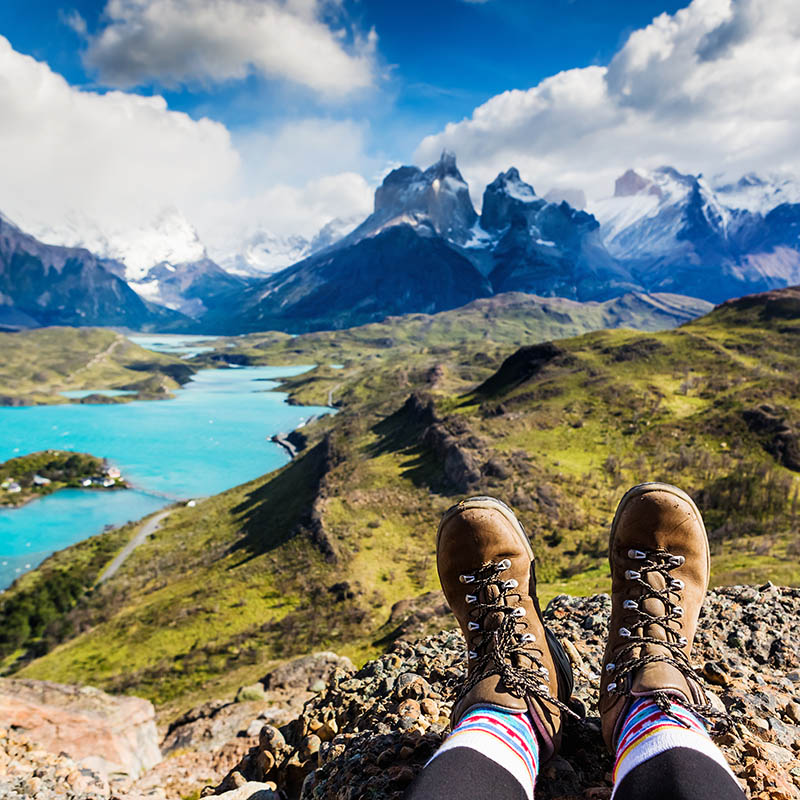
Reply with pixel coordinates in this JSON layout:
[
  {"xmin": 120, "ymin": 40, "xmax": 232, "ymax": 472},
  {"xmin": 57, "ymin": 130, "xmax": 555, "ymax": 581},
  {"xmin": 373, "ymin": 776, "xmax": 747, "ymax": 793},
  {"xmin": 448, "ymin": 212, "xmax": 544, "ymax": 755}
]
[
  {"xmin": 415, "ymin": 0, "xmax": 800, "ymax": 204},
  {"xmin": 83, "ymin": 0, "xmax": 377, "ymax": 95},
  {"xmin": 0, "ymin": 36, "xmax": 375, "ymax": 268},
  {"xmin": 0, "ymin": 35, "xmax": 239, "ymax": 236},
  {"xmin": 197, "ymin": 171, "xmax": 373, "ymax": 261}
]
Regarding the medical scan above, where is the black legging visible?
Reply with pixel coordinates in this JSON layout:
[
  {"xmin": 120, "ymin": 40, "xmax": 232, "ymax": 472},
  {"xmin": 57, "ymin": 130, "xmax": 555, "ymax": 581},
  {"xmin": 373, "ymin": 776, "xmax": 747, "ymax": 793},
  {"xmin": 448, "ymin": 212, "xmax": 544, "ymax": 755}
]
[{"xmin": 407, "ymin": 745, "xmax": 745, "ymax": 800}]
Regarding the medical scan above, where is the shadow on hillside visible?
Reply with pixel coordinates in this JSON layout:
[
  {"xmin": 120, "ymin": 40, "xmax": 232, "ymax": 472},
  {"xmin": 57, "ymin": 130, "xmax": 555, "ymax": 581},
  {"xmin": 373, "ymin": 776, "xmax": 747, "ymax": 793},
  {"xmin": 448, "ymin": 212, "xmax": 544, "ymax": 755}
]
[
  {"xmin": 369, "ymin": 396, "xmax": 450, "ymax": 493},
  {"xmin": 225, "ymin": 441, "xmax": 329, "ymax": 567}
]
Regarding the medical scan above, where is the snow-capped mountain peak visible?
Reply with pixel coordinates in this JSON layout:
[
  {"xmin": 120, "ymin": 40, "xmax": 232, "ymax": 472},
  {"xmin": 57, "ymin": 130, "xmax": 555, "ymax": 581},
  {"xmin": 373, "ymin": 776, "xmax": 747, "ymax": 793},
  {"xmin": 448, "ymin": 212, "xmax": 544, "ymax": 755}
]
[
  {"xmin": 713, "ymin": 172, "xmax": 800, "ymax": 214},
  {"xmin": 18, "ymin": 208, "xmax": 207, "ymax": 281}
]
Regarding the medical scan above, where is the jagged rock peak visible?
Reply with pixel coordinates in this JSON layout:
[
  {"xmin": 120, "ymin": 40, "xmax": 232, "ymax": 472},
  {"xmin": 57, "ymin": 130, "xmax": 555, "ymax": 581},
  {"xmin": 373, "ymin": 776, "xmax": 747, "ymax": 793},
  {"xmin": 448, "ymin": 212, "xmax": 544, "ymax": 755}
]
[
  {"xmin": 489, "ymin": 167, "xmax": 535, "ymax": 198},
  {"xmin": 481, "ymin": 166, "xmax": 540, "ymax": 232},
  {"xmin": 425, "ymin": 149, "xmax": 461, "ymax": 179},
  {"xmin": 371, "ymin": 152, "xmax": 477, "ymax": 244}
]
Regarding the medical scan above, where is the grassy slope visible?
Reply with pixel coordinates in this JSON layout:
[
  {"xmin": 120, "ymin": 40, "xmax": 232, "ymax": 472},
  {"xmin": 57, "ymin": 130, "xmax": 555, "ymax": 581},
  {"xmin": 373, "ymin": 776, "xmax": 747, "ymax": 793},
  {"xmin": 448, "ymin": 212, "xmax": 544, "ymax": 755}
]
[
  {"xmin": 0, "ymin": 327, "xmax": 194, "ymax": 405},
  {"xmin": 6, "ymin": 290, "xmax": 799, "ymax": 722},
  {"xmin": 194, "ymin": 292, "xmax": 712, "ymax": 406}
]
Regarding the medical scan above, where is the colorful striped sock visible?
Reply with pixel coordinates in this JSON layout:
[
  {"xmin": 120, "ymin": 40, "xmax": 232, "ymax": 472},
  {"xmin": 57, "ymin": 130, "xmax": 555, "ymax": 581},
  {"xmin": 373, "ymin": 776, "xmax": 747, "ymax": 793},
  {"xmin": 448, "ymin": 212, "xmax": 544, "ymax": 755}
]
[
  {"xmin": 612, "ymin": 697, "xmax": 737, "ymax": 797},
  {"xmin": 428, "ymin": 706, "xmax": 540, "ymax": 800}
]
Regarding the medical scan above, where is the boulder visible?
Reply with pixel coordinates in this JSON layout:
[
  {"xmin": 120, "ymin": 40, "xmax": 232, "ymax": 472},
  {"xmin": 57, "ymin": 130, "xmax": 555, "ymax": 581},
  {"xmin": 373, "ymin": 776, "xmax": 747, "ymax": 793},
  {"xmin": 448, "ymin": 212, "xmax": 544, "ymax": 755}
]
[
  {"xmin": 0, "ymin": 678, "xmax": 161, "ymax": 782},
  {"xmin": 262, "ymin": 652, "xmax": 354, "ymax": 693}
]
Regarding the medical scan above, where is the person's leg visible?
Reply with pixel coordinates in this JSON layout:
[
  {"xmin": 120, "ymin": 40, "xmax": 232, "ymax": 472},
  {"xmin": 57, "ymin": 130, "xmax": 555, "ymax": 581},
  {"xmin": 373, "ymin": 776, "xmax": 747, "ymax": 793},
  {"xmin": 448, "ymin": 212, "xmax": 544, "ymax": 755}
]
[
  {"xmin": 611, "ymin": 697, "xmax": 743, "ymax": 800},
  {"xmin": 408, "ymin": 706, "xmax": 539, "ymax": 800},
  {"xmin": 408, "ymin": 496, "xmax": 575, "ymax": 800},
  {"xmin": 599, "ymin": 483, "xmax": 744, "ymax": 800}
]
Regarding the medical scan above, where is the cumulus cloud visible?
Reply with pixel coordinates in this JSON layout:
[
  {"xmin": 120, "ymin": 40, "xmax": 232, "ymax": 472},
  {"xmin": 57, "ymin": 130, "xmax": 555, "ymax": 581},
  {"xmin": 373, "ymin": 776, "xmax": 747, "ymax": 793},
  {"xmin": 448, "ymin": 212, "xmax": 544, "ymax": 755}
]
[
  {"xmin": 415, "ymin": 0, "xmax": 800, "ymax": 204},
  {"xmin": 0, "ymin": 35, "xmax": 239, "ymax": 236},
  {"xmin": 83, "ymin": 0, "xmax": 377, "ymax": 95},
  {"xmin": 0, "ymin": 36, "xmax": 374, "ymax": 262}
]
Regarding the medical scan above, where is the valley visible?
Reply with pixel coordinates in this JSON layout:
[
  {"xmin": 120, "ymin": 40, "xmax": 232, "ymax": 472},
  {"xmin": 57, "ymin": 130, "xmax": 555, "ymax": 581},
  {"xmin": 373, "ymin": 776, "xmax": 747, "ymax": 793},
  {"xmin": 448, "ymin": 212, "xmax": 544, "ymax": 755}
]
[{"xmin": 2, "ymin": 286, "xmax": 797, "ymax": 726}]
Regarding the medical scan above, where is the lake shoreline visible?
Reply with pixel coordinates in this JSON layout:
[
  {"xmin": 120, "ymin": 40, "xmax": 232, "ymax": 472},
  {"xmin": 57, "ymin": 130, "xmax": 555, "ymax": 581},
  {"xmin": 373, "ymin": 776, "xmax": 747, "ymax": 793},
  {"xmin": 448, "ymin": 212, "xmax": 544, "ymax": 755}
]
[{"xmin": 0, "ymin": 357, "xmax": 335, "ymax": 591}]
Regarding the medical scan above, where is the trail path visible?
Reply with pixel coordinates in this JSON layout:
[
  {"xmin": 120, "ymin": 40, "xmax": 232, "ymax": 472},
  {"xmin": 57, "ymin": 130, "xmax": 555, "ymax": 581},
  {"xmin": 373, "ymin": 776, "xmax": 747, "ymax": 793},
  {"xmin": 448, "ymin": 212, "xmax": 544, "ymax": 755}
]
[
  {"xmin": 97, "ymin": 508, "xmax": 172, "ymax": 584},
  {"xmin": 72, "ymin": 334, "xmax": 125, "ymax": 379},
  {"xmin": 328, "ymin": 384, "xmax": 340, "ymax": 406}
]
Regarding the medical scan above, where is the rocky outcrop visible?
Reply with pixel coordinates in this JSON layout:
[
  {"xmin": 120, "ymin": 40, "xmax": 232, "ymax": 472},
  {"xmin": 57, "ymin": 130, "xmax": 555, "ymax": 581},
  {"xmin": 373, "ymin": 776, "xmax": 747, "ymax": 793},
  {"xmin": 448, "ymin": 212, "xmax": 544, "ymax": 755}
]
[
  {"xmin": 0, "ymin": 678, "xmax": 161, "ymax": 783},
  {"xmin": 475, "ymin": 341, "xmax": 569, "ymax": 396},
  {"xmin": 213, "ymin": 585, "xmax": 800, "ymax": 800},
  {"xmin": 743, "ymin": 404, "xmax": 800, "ymax": 471}
]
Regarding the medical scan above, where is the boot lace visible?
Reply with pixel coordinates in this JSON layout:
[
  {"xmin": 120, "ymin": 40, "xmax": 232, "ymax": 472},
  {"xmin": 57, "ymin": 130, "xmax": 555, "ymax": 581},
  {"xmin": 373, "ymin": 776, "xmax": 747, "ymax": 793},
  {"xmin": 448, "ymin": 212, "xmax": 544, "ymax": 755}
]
[
  {"xmin": 606, "ymin": 549, "xmax": 730, "ymax": 732},
  {"xmin": 454, "ymin": 560, "xmax": 578, "ymax": 719}
]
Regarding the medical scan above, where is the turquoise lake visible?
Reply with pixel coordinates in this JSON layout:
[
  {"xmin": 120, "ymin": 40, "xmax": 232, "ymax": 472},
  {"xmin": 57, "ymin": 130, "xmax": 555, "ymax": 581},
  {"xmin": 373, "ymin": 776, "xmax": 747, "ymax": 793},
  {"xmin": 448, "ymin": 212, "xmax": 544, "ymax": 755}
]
[{"xmin": 0, "ymin": 356, "xmax": 333, "ymax": 590}]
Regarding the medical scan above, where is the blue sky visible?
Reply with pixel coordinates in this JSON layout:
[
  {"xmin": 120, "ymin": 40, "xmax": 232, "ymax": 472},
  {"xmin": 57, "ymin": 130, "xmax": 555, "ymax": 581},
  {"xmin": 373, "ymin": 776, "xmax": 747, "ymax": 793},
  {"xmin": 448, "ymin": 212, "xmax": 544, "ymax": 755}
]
[
  {"xmin": 1, "ymin": 0, "xmax": 686, "ymax": 164},
  {"xmin": 0, "ymin": 0, "xmax": 798, "ymax": 266}
]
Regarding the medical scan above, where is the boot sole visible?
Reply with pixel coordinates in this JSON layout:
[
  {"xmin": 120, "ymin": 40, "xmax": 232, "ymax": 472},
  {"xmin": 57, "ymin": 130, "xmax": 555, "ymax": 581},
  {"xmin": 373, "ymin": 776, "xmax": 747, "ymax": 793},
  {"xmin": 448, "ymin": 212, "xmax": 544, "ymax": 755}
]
[
  {"xmin": 609, "ymin": 482, "xmax": 710, "ymax": 578},
  {"xmin": 436, "ymin": 495, "xmax": 535, "ymax": 560},
  {"xmin": 437, "ymin": 496, "xmax": 574, "ymax": 704}
]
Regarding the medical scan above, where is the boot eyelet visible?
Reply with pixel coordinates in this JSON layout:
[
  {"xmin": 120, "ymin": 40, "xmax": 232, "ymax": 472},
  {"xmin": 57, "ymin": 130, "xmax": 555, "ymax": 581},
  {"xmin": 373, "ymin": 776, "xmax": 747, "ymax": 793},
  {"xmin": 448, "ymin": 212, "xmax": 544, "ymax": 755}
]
[
  {"xmin": 628, "ymin": 549, "xmax": 646, "ymax": 560},
  {"xmin": 502, "ymin": 579, "xmax": 519, "ymax": 590},
  {"xmin": 623, "ymin": 600, "xmax": 638, "ymax": 610},
  {"xmin": 538, "ymin": 683, "xmax": 548, "ymax": 693},
  {"xmin": 540, "ymin": 667, "xmax": 549, "ymax": 678},
  {"xmin": 674, "ymin": 606, "xmax": 684, "ymax": 617},
  {"xmin": 498, "ymin": 559, "xmax": 512, "ymax": 570},
  {"xmin": 605, "ymin": 662, "xmax": 615, "ymax": 672},
  {"xmin": 459, "ymin": 574, "xmax": 475, "ymax": 584},
  {"xmin": 519, "ymin": 633, "xmax": 536, "ymax": 643},
  {"xmin": 625, "ymin": 570, "xmax": 640, "ymax": 580},
  {"xmin": 465, "ymin": 594, "xmax": 477, "ymax": 604},
  {"xmin": 468, "ymin": 621, "xmax": 480, "ymax": 631},
  {"xmin": 468, "ymin": 650, "xmax": 478, "ymax": 660},
  {"xmin": 511, "ymin": 607, "xmax": 526, "ymax": 618},
  {"xmin": 619, "ymin": 627, "xmax": 631, "ymax": 638},
  {"xmin": 678, "ymin": 635, "xmax": 688, "ymax": 646},
  {"xmin": 607, "ymin": 682, "xmax": 617, "ymax": 692},
  {"xmin": 671, "ymin": 579, "xmax": 684, "ymax": 590},
  {"xmin": 669, "ymin": 555, "xmax": 685, "ymax": 567}
]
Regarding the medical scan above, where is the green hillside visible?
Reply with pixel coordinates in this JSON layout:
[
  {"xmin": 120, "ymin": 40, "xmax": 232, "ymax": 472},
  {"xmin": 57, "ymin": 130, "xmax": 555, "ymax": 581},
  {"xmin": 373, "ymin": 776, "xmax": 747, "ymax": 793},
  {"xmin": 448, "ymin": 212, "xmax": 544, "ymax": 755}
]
[
  {"xmin": 2, "ymin": 287, "xmax": 797, "ymax": 723},
  {"xmin": 0, "ymin": 327, "xmax": 195, "ymax": 405}
]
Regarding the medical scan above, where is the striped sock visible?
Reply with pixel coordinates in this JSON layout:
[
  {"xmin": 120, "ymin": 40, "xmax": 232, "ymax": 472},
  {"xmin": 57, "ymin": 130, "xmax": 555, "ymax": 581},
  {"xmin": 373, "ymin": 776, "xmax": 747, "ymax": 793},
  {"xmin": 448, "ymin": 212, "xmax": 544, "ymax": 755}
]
[
  {"xmin": 428, "ymin": 706, "xmax": 540, "ymax": 800},
  {"xmin": 612, "ymin": 697, "xmax": 737, "ymax": 797}
]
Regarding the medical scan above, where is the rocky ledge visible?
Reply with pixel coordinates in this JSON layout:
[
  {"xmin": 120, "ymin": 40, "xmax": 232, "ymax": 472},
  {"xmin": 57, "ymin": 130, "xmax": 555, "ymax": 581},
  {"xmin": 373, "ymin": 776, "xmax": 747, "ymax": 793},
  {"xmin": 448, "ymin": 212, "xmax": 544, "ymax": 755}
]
[{"xmin": 214, "ymin": 585, "xmax": 800, "ymax": 800}]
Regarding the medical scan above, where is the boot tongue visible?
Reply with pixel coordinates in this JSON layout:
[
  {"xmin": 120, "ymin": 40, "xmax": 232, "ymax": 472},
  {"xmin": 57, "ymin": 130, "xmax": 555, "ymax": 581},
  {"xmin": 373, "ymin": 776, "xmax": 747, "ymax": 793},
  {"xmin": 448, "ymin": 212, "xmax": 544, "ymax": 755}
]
[
  {"xmin": 630, "ymin": 566, "xmax": 692, "ymax": 704},
  {"xmin": 630, "ymin": 662, "xmax": 692, "ymax": 705}
]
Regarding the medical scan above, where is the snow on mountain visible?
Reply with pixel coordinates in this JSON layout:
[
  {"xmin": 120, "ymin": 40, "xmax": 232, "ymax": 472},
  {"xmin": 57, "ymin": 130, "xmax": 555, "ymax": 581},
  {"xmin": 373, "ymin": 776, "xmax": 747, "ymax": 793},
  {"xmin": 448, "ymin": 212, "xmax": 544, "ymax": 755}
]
[
  {"xmin": 20, "ymin": 209, "xmax": 206, "ymax": 282},
  {"xmin": 713, "ymin": 173, "xmax": 800, "ymax": 214},
  {"xmin": 214, "ymin": 229, "xmax": 312, "ymax": 277},
  {"xmin": 590, "ymin": 167, "xmax": 734, "ymax": 260}
]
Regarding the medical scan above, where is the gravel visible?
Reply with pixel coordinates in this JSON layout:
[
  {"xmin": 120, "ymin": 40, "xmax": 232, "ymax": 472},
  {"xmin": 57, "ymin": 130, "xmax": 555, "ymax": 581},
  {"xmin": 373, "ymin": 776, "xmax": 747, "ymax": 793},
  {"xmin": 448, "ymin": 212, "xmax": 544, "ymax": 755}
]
[{"xmin": 212, "ymin": 586, "xmax": 800, "ymax": 800}]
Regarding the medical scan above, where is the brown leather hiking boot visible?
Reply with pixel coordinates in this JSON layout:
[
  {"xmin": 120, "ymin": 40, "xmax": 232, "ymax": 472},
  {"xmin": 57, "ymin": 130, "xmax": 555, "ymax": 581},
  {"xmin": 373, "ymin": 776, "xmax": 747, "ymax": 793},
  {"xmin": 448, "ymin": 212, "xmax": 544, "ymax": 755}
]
[
  {"xmin": 437, "ymin": 496, "xmax": 575, "ymax": 762},
  {"xmin": 599, "ymin": 482, "xmax": 720, "ymax": 750}
]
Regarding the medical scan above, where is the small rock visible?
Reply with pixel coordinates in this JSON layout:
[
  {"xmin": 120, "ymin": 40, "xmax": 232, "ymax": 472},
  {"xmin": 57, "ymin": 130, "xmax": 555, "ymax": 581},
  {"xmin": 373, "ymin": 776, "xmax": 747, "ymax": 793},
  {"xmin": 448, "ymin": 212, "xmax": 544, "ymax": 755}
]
[
  {"xmin": 216, "ymin": 780, "xmax": 278, "ymax": 799},
  {"xmin": 783, "ymin": 701, "xmax": 800, "ymax": 724},
  {"xmin": 396, "ymin": 673, "xmax": 430, "ymax": 700},
  {"xmin": 398, "ymin": 700, "xmax": 421, "ymax": 719},
  {"xmin": 702, "ymin": 661, "xmax": 729, "ymax": 687},
  {"xmin": 420, "ymin": 699, "xmax": 439, "ymax": 718}
]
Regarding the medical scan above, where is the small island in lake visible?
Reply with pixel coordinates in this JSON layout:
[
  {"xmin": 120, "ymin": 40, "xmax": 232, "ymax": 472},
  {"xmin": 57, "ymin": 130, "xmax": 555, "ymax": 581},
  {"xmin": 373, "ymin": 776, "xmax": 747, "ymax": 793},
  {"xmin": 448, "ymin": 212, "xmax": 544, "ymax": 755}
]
[{"xmin": 0, "ymin": 450, "xmax": 127, "ymax": 507}]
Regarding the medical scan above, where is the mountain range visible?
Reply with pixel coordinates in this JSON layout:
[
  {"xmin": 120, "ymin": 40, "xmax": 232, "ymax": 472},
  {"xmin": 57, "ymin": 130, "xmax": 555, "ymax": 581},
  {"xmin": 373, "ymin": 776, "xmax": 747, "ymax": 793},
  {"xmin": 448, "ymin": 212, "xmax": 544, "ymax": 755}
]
[{"xmin": 3, "ymin": 154, "xmax": 800, "ymax": 333}]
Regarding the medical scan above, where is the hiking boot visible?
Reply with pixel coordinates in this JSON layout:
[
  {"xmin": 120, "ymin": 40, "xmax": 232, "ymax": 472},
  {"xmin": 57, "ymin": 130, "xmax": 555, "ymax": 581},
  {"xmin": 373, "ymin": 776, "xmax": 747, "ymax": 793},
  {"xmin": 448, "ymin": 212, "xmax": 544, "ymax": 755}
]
[
  {"xmin": 599, "ymin": 482, "xmax": 719, "ymax": 750},
  {"xmin": 437, "ymin": 496, "xmax": 575, "ymax": 762}
]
